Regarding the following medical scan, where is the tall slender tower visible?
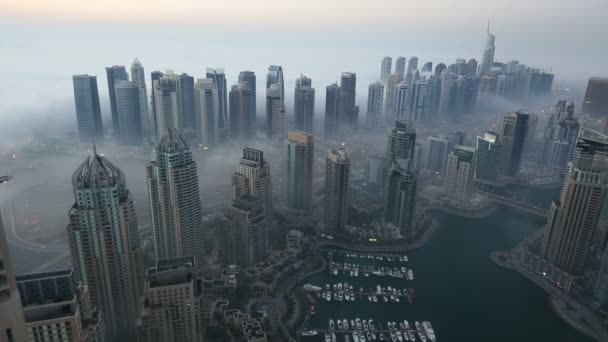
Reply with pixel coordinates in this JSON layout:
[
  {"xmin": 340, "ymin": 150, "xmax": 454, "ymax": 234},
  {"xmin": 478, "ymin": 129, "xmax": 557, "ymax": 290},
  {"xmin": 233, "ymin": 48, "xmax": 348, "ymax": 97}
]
[
  {"xmin": 366, "ymin": 82, "xmax": 385, "ymax": 128},
  {"xmin": 152, "ymin": 75, "xmax": 179, "ymax": 140},
  {"xmin": 410, "ymin": 80, "xmax": 429, "ymax": 124},
  {"xmin": 233, "ymin": 148, "xmax": 273, "ymax": 227},
  {"xmin": 395, "ymin": 57, "xmax": 406, "ymax": 80},
  {"xmin": 384, "ymin": 74, "xmax": 400, "ymax": 121},
  {"xmin": 324, "ymin": 148, "xmax": 350, "ymax": 235},
  {"xmin": 146, "ymin": 129, "xmax": 205, "ymax": 262},
  {"xmin": 105, "ymin": 66, "xmax": 129, "ymax": 135},
  {"xmin": 284, "ymin": 130, "xmax": 315, "ymax": 214},
  {"xmin": 73, "ymin": 75, "xmax": 104, "ymax": 144},
  {"xmin": 475, "ymin": 131, "xmax": 502, "ymax": 182},
  {"xmin": 444, "ymin": 145, "xmax": 476, "ymax": 200},
  {"xmin": 206, "ymin": 68, "xmax": 228, "ymax": 142},
  {"xmin": 478, "ymin": 22, "xmax": 496, "ymax": 76},
  {"xmin": 0, "ymin": 212, "xmax": 27, "ymax": 342},
  {"xmin": 541, "ymin": 131, "xmax": 608, "ymax": 274},
  {"xmin": 115, "ymin": 80, "xmax": 145, "ymax": 146},
  {"xmin": 294, "ymin": 75, "xmax": 315, "ymax": 133},
  {"xmin": 383, "ymin": 159, "xmax": 417, "ymax": 235},
  {"xmin": 380, "ymin": 57, "xmax": 392, "ymax": 83},
  {"xmin": 224, "ymin": 195, "xmax": 269, "ymax": 268},
  {"xmin": 131, "ymin": 59, "xmax": 150, "ymax": 140},
  {"xmin": 382, "ymin": 120, "xmax": 416, "ymax": 186},
  {"xmin": 194, "ymin": 79, "xmax": 220, "ymax": 146},
  {"xmin": 67, "ymin": 150, "xmax": 143, "ymax": 340},
  {"xmin": 229, "ymin": 83, "xmax": 254, "ymax": 141},
  {"xmin": 324, "ymin": 83, "xmax": 347, "ymax": 138},
  {"xmin": 549, "ymin": 102, "xmax": 580, "ymax": 170},
  {"xmin": 176, "ymin": 73, "xmax": 196, "ymax": 131},
  {"xmin": 266, "ymin": 83, "xmax": 285, "ymax": 139},
  {"xmin": 426, "ymin": 136, "xmax": 452, "ymax": 176},
  {"xmin": 393, "ymin": 82, "xmax": 409, "ymax": 122},
  {"xmin": 238, "ymin": 71, "xmax": 257, "ymax": 123},
  {"xmin": 341, "ymin": 72, "xmax": 359, "ymax": 129},
  {"xmin": 266, "ymin": 65, "xmax": 284, "ymax": 105},
  {"xmin": 499, "ymin": 111, "xmax": 529, "ymax": 177}
]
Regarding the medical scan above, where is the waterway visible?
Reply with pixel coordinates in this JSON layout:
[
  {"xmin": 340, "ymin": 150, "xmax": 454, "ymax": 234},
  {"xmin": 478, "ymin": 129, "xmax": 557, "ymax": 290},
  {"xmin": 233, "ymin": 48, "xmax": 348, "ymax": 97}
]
[{"xmin": 300, "ymin": 208, "xmax": 592, "ymax": 342}]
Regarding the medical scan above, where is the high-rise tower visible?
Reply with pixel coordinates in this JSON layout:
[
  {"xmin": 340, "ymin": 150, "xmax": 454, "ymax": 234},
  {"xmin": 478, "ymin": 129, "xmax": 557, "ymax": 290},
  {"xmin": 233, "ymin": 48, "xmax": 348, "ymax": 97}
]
[
  {"xmin": 324, "ymin": 148, "xmax": 350, "ymax": 235},
  {"xmin": 224, "ymin": 195, "xmax": 269, "ymax": 268},
  {"xmin": 266, "ymin": 83, "xmax": 285, "ymax": 139},
  {"xmin": 206, "ymin": 68, "xmax": 228, "ymax": 142},
  {"xmin": 475, "ymin": 131, "xmax": 502, "ymax": 182},
  {"xmin": 294, "ymin": 75, "xmax": 315, "ymax": 133},
  {"xmin": 67, "ymin": 150, "xmax": 143, "ymax": 340},
  {"xmin": 341, "ymin": 72, "xmax": 359, "ymax": 130},
  {"xmin": 499, "ymin": 111, "xmax": 529, "ymax": 177},
  {"xmin": 146, "ymin": 129, "xmax": 205, "ymax": 261},
  {"xmin": 366, "ymin": 82, "xmax": 384, "ymax": 128},
  {"xmin": 395, "ymin": 57, "xmax": 406, "ymax": 80},
  {"xmin": 478, "ymin": 22, "xmax": 496, "ymax": 76},
  {"xmin": 238, "ymin": 71, "xmax": 257, "ymax": 123},
  {"xmin": 380, "ymin": 57, "xmax": 392, "ymax": 83},
  {"xmin": 194, "ymin": 79, "xmax": 220, "ymax": 146},
  {"xmin": 130, "ymin": 58, "xmax": 150, "ymax": 140},
  {"xmin": 105, "ymin": 66, "xmax": 129, "ymax": 135},
  {"xmin": 229, "ymin": 83, "xmax": 254, "ymax": 141},
  {"xmin": 541, "ymin": 131, "xmax": 608, "ymax": 274},
  {"xmin": 324, "ymin": 83, "xmax": 347, "ymax": 138},
  {"xmin": 73, "ymin": 75, "xmax": 104, "ymax": 144},
  {"xmin": 115, "ymin": 80, "xmax": 145, "ymax": 146},
  {"xmin": 152, "ymin": 75, "xmax": 179, "ymax": 140},
  {"xmin": 284, "ymin": 130, "xmax": 314, "ymax": 214},
  {"xmin": 382, "ymin": 120, "xmax": 416, "ymax": 185},
  {"xmin": 233, "ymin": 148, "xmax": 273, "ymax": 228},
  {"xmin": 383, "ymin": 159, "xmax": 417, "ymax": 235},
  {"xmin": 444, "ymin": 145, "xmax": 476, "ymax": 200},
  {"xmin": 266, "ymin": 65, "xmax": 284, "ymax": 105}
]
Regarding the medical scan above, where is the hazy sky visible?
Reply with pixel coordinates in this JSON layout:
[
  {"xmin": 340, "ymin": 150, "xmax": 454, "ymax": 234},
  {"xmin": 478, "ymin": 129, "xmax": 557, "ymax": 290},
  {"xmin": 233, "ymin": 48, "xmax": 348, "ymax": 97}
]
[{"xmin": 0, "ymin": 0, "xmax": 606, "ymax": 143}]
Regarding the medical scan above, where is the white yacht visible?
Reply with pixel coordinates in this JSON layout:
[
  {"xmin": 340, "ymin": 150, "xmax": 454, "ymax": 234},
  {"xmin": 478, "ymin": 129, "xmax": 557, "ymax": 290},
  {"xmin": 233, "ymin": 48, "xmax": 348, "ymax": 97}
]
[
  {"xmin": 352, "ymin": 332, "xmax": 360, "ymax": 342},
  {"xmin": 329, "ymin": 319, "xmax": 335, "ymax": 330},
  {"xmin": 396, "ymin": 331, "xmax": 404, "ymax": 342},
  {"xmin": 301, "ymin": 330, "xmax": 318, "ymax": 336},
  {"xmin": 422, "ymin": 321, "xmax": 436, "ymax": 342},
  {"xmin": 344, "ymin": 319, "xmax": 349, "ymax": 330}
]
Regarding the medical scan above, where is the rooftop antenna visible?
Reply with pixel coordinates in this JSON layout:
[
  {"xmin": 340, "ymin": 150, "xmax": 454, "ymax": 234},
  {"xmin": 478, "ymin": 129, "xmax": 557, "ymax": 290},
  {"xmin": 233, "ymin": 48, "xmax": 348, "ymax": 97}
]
[{"xmin": 90, "ymin": 129, "xmax": 97, "ymax": 155}]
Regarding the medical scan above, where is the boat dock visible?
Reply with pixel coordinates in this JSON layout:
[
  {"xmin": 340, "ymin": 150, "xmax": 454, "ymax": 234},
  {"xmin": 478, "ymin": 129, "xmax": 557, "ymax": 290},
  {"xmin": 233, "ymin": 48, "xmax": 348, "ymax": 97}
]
[{"xmin": 299, "ymin": 319, "xmax": 436, "ymax": 342}]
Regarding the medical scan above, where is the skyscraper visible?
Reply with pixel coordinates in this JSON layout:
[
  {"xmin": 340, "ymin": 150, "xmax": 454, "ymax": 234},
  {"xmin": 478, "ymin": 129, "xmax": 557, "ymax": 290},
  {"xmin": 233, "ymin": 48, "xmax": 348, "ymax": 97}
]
[
  {"xmin": 426, "ymin": 136, "xmax": 452, "ymax": 176},
  {"xmin": 380, "ymin": 57, "xmax": 392, "ymax": 83},
  {"xmin": 73, "ymin": 75, "xmax": 104, "ymax": 144},
  {"xmin": 17, "ymin": 269, "xmax": 104, "ymax": 342},
  {"xmin": 595, "ymin": 245, "xmax": 608, "ymax": 311},
  {"xmin": 294, "ymin": 75, "xmax": 315, "ymax": 133},
  {"xmin": 229, "ymin": 83, "xmax": 254, "ymax": 140},
  {"xmin": 384, "ymin": 74, "xmax": 400, "ymax": 121},
  {"xmin": 0, "ymin": 212, "xmax": 27, "ymax": 342},
  {"xmin": 206, "ymin": 68, "xmax": 228, "ymax": 142},
  {"xmin": 582, "ymin": 77, "xmax": 608, "ymax": 117},
  {"xmin": 284, "ymin": 130, "xmax": 314, "ymax": 214},
  {"xmin": 233, "ymin": 148, "xmax": 273, "ymax": 228},
  {"xmin": 383, "ymin": 159, "xmax": 417, "ymax": 235},
  {"xmin": 150, "ymin": 71, "xmax": 164, "ymax": 138},
  {"xmin": 549, "ymin": 103, "xmax": 580, "ymax": 170},
  {"xmin": 475, "ymin": 131, "xmax": 502, "ymax": 182},
  {"xmin": 324, "ymin": 148, "xmax": 350, "ymax": 235},
  {"xmin": 238, "ymin": 71, "xmax": 257, "ymax": 123},
  {"xmin": 137, "ymin": 257, "xmax": 203, "ymax": 342},
  {"xmin": 541, "ymin": 100, "xmax": 569, "ymax": 164},
  {"xmin": 194, "ymin": 79, "xmax": 220, "ymax": 146},
  {"xmin": 407, "ymin": 56, "xmax": 419, "ymax": 74},
  {"xmin": 146, "ymin": 129, "xmax": 205, "ymax": 261},
  {"xmin": 115, "ymin": 80, "xmax": 145, "ymax": 146},
  {"xmin": 541, "ymin": 131, "xmax": 608, "ymax": 274},
  {"xmin": 444, "ymin": 145, "xmax": 476, "ymax": 200},
  {"xmin": 68, "ymin": 150, "xmax": 143, "ymax": 340},
  {"xmin": 131, "ymin": 58, "xmax": 150, "ymax": 140},
  {"xmin": 395, "ymin": 57, "xmax": 406, "ymax": 80},
  {"xmin": 105, "ymin": 65, "xmax": 129, "ymax": 135},
  {"xmin": 266, "ymin": 83, "xmax": 285, "ymax": 139},
  {"xmin": 324, "ymin": 83, "xmax": 347, "ymax": 138},
  {"xmin": 499, "ymin": 111, "xmax": 530, "ymax": 177},
  {"xmin": 366, "ymin": 82, "xmax": 384, "ymax": 128},
  {"xmin": 393, "ymin": 82, "xmax": 409, "ymax": 122},
  {"xmin": 266, "ymin": 65, "xmax": 284, "ymax": 105},
  {"xmin": 409, "ymin": 80, "xmax": 429, "ymax": 124},
  {"xmin": 341, "ymin": 72, "xmax": 359, "ymax": 129},
  {"xmin": 382, "ymin": 120, "xmax": 416, "ymax": 186},
  {"xmin": 176, "ymin": 73, "xmax": 195, "ymax": 131},
  {"xmin": 224, "ymin": 195, "xmax": 269, "ymax": 268},
  {"xmin": 152, "ymin": 75, "xmax": 179, "ymax": 140},
  {"xmin": 478, "ymin": 22, "xmax": 496, "ymax": 76}
]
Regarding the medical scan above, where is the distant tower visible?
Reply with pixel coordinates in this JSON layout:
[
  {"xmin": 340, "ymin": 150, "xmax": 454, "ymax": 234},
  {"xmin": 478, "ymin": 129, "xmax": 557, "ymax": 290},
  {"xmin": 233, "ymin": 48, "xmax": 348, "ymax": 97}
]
[
  {"xmin": 294, "ymin": 75, "xmax": 315, "ymax": 133},
  {"xmin": 383, "ymin": 159, "xmax": 417, "ymax": 235},
  {"xmin": 380, "ymin": 57, "xmax": 392, "ymax": 83},
  {"xmin": 229, "ymin": 83, "xmax": 254, "ymax": 140},
  {"xmin": 444, "ymin": 145, "xmax": 476, "ymax": 200},
  {"xmin": 17, "ymin": 269, "xmax": 104, "ymax": 342},
  {"xmin": 238, "ymin": 71, "xmax": 257, "ymax": 123},
  {"xmin": 194, "ymin": 79, "xmax": 220, "ymax": 146},
  {"xmin": 426, "ymin": 136, "xmax": 453, "ymax": 176},
  {"xmin": 284, "ymin": 130, "xmax": 315, "ymax": 214},
  {"xmin": 233, "ymin": 148, "xmax": 273, "ymax": 228},
  {"xmin": 73, "ymin": 75, "xmax": 104, "ymax": 144},
  {"xmin": 407, "ymin": 56, "xmax": 419, "ymax": 74},
  {"xmin": 224, "ymin": 195, "xmax": 269, "ymax": 268},
  {"xmin": 266, "ymin": 83, "xmax": 285, "ymax": 139},
  {"xmin": 475, "ymin": 131, "xmax": 502, "ymax": 182},
  {"xmin": 393, "ymin": 82, "xmax": 409, "ymax": 122},
  {"xmin": 152, "ymin": 75, "xmax": 179, "ymax": 140},
  {"xmin": 324, "ymin": 83, "xmax": 347, "ymax": 138},
  {"xmin": 105, "ymin": 65, "xmax": 129, "ymax": 135},
  {"xmin": 541, "ymin": 131, "xmax": 608, "ymax": 274},
  {"xmin": 266, "ymin": 65, "xmax": 284, "ymax": 105},
  {"xmin": 68, "ymin": 151, "xmax": 143, "ymax": 340},
  {"xmin": 324, "ymin": 148, "xmax": 350, "ymax": 235},
  {"xmin": 541, "ymin": 100, "xmax": 569, "ymax": 164},
  {"xmin": 137, "ymin": 257, "xmax": 203, "ymax": 342},
  {"xmin": 395, "ymin": 57, "xmax": 406, "ymax": 80},
  {"xmin": 478, "ymin": 22, "xmax": 496, "ymax": 76},
  {"xmin": 131, "ymin": 58, "xmax": 150, "ymax": 140},
  {"xmin": 206, "ymin": 68, "xmax": 228, "ymax": 142},
  {"xmin": 341, "ymin": 72, "xmax": 359, "ymax": 130},
  {"xmin": 150, "ymin": 71, "xmax": 164, "ymax": 139},
  {"xmin": 499, "ymin": 111, "xmax": 529, "ymax": 177},
  {"xmin": 0, "ymin": 212, "xmax": 27, "ymax": 342},
  {"xmin": 384, "ymin": 74, "xmax": 400, "ymax": 121},
  {"xmin": 115, "ymin": 80, "xmax": 145, "ymax": 146},
  {"xmin": 146, "ymin": 129, "xmax": 205, "ymax": 261},
  {"xmin": 176, "ymin": 73, "xmax": 196, "ymax": 131},
  {"xmin": 410, "ymin": 80, "xmax": 429, "ymax": 124},
  {"xmin": 382, "ymin": 120, "xmax": 416, "ymax": 186},
  {"xmin": 366, "ymin": 82, "xmax": 385, "ymax": 128},
  {"xmin": 582, "ymin": 78, "xmax": 608, "ymax": 118},
  {"xmin": 549, "ymin": 102, "xmax": 580, "ymax": 170}
]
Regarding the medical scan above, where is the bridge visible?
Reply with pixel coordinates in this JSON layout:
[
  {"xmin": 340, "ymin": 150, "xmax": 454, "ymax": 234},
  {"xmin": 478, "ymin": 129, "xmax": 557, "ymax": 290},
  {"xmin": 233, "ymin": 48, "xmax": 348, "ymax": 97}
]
[{"xmin": 475, "ymin": 190, "xmax": 549, "ymax": 218}]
